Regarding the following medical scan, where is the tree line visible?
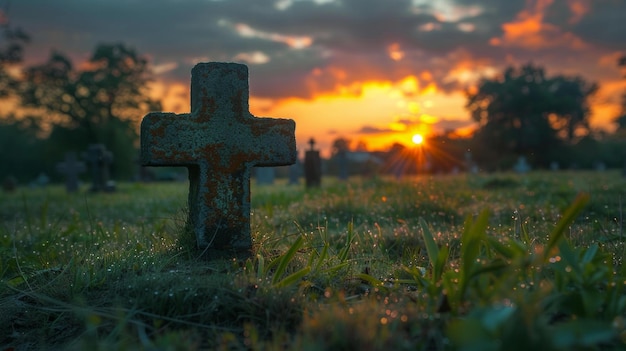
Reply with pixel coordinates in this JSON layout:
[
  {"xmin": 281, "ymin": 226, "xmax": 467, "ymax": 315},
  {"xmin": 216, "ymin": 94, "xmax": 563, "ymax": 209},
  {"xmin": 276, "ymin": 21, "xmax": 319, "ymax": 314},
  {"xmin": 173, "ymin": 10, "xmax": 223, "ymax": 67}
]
[
  {"xmin": 0, "ymin": 20, "xmax": 160, "ymax": 182},
  {"xmin": 1, "ymin": 20, "xmax": 626, "ymax": 182}
]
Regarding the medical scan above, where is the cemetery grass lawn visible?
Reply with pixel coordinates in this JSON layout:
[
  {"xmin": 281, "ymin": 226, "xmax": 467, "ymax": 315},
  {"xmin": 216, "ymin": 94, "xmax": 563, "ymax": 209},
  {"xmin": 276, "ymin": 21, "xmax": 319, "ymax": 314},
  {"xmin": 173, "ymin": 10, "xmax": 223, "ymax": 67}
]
[{"xmin": 1, "ymin": 172, "xmax": 626, "ymax": 350}]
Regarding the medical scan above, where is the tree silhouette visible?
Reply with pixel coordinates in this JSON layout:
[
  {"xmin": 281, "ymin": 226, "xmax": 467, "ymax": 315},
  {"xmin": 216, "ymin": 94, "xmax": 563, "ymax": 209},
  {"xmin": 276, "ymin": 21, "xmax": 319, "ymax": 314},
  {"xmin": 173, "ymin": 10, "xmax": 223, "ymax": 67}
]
[
  {"xmin": 467, "ymin": 63, "xmax": 597, "ymax": 167},
  {"xmin": 20, "ymin": 43, "xmax": 161, "ymax": 178},
  {"xmin": 615, "ymin": 55, "xmax": 626, "ymax": 133},
  {"xmin": 0, "ymin": 5, "xmax": 29, "ymax": 98},
  {"xmin": 331, "ymin": 137, "xmax": 351, "ymax": 156}
]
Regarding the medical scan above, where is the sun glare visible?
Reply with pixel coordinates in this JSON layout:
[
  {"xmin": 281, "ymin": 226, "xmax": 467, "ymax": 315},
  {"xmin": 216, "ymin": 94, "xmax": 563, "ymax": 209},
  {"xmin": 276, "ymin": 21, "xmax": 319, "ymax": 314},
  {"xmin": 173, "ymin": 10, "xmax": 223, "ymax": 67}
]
[{"xmin": 412, "ymin": 133, "xmax": 424, "ymax": 145}]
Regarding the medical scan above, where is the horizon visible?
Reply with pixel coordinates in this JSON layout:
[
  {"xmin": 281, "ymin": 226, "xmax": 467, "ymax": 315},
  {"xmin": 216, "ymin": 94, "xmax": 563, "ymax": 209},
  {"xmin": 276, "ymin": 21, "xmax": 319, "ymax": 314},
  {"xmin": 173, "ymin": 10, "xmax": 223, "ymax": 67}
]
[{"xmin": 2, "ymin": 0, "xmax": 626, "ymax": 156}]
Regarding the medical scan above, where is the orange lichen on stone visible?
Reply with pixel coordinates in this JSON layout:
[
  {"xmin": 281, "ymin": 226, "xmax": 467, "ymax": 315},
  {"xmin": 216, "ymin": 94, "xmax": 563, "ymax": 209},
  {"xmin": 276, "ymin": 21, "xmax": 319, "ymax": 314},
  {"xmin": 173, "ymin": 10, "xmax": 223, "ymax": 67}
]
[{"xmin": 140, "ymin": 62, "xmax": 296, "ymax": 257}]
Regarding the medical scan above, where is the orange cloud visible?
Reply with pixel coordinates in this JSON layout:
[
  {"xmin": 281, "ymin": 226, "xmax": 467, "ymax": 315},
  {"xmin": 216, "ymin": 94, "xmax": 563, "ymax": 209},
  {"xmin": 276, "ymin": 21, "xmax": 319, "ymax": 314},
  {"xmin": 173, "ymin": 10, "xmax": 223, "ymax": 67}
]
[
  {"xmin": 598, "ymin": 51, "xmax": 625, "ymax": 68},
  {"xmin": 149, "ymin": 81, "xmax": 188, "ymax": 114},
  {"xmin": 490, "ymin": 0, "xmax": 588, "ymax": 50},
  {"xmin": 387, "ymin": 43, "xmax": 405, "ymax": 61},
  {"xmin": 567, "ymin": 0, "xmax": 590, "ymax": 24},
  {"xmin": 589, "ymin": 79, "xmax": 626, "ymax": 131}
]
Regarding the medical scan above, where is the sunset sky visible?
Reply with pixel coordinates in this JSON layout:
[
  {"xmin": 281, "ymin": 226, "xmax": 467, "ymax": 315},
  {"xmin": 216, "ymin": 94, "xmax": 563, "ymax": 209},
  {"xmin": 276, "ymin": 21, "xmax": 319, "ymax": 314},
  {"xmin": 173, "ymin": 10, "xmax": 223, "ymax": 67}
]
[{"xmin": 5, "ymin": 0, "xmax": 626, "ymax": 156}]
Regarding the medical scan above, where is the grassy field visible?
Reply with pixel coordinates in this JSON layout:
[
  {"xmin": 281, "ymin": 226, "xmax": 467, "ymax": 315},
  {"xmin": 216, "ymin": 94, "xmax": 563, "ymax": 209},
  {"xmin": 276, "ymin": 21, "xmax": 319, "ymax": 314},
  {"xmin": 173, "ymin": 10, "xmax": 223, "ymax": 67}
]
[{"xmin": 1, "ymin": 171, "xmax": 626, "ymax": 350}]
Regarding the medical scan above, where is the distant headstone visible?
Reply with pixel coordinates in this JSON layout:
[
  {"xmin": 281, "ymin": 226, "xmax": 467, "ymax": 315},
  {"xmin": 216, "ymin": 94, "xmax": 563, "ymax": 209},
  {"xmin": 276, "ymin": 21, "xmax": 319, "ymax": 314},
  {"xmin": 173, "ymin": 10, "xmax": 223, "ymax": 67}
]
[
  {"xmin": 84, "ymin": 144, "xmax": 115, "ymax": 192},
  {"xmin": 141, "ymin": 62, "xmax": 296, "ymax": 255},
  {"xmin": 56, "ymin": 152, "xmax": 86, "ymax": 192},
  {"xmin": 255, "ymin": 167, "xmax": 275, "ymax": 185},
  {"xmin": 304, "ymin": 138, "xmax": 322, "ymax": 188},
  {"xmin": 2, "ymin": 176, "xmax": 17, "ymax": 193},
  {"xmin": 550, "ymin": 161, "xmax": 559, "ymax": 171},
  {"xmin": 513, "ymin": 156, "xmax": 530, "ymax": 174}
]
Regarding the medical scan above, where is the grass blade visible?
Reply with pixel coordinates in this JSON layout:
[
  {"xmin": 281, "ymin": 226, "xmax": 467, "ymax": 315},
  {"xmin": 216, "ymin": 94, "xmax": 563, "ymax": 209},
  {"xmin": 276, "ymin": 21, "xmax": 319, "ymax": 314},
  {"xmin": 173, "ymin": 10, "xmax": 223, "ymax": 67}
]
[
  {"xmin": 459, "ymin": 209, "xmax": 489, "ymax": 300},
  {"xmin": 272, "ymin": 236, "xmax": 305, "ymax": 286},
  {"xmin": 338, "ymin": 222, "xmax": 354, "ymax": 263},
  {"xmin": 419, "ymin": 218, "xmax": 440, "ymax": 272},
  {"xmin": 544, "ymin": 192, "xmax": 590, "ymax": 261},
  {"xmin": 357, "ymin": 273, "xmax": 383, "ymax": 287},
  {"xmin": 273, "ymin": 266, "xmax": 311, "ymax": 288},
  {"xmin": 256, "ymin": 254, "xmax": 265, "ymax": 280}
]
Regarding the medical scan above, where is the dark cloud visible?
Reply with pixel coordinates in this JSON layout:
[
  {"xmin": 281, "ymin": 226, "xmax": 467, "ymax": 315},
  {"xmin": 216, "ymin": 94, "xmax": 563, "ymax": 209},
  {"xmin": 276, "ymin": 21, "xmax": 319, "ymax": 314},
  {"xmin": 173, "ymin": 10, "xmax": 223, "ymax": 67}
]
[
  {"xmin": 432, "ymin": 117, "xmax": 475, "ymax": 131},
  {"xmin": 8, "ymin": 0, "xmax": 626, "ymax": 101},
  {"xmin": 356, "ymin": 125, "xmax": 394, "ymax": 134},
  {"xmin": 570, "ymin": 2, "xmax": 626, "ymax": 51}
]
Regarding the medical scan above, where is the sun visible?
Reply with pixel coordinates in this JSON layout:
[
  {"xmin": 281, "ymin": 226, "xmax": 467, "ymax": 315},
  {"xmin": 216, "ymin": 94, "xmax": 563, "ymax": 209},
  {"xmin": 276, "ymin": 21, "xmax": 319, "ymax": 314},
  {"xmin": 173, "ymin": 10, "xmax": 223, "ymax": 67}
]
[{"xmin": 411, "ymin": 133, "xmax": 424, "ymax": 145}]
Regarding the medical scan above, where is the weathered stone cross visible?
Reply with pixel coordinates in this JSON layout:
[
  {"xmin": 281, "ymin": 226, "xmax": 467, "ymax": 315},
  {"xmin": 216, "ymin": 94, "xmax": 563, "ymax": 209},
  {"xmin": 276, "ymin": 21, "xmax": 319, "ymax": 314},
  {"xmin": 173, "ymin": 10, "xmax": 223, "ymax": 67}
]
[{"xmin": 140, "ymin": 62, "xmax": 296, "ymax": 256}]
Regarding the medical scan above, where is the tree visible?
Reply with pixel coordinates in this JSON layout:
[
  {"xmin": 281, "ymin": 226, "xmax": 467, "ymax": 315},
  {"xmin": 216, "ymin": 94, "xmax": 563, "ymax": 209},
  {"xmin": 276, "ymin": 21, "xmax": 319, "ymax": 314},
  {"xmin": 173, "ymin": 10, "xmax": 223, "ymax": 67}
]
[
  {"xmin": 549, "ymin": 76, "xmax": 598, "ymax": 141},
  {"xmin": 20, "ymin": 43, "xmax": 161, "ymax": 179},
  {"xmin": 615, "ymin": 94, "xmax": 626, "ymax": 133},
  {"xmin": 0, "ymin": 6, "xmax": 29, "ymax": 98},
  {"xmin": 467, "ymin": 63, "xmax": 597, "ymax": 168},
  {"xmin": 331, "ymin": 137, "xmax": 351, "ymax": 156},
  {"xmin": 0, "ymin": 115, "xmax": 45, "ymax": 180},
  {"xmin": 614, "ymin": 56, "xmax": 626, "ymax": 135}
]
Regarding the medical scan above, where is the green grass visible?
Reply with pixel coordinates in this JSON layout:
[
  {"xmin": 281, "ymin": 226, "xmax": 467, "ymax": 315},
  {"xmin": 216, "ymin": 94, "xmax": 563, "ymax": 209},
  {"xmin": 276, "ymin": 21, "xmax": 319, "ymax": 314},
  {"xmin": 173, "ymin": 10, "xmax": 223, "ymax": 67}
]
[{"xmin": 1, "ymin": 171, "xmax": 626, "ymax": 350}]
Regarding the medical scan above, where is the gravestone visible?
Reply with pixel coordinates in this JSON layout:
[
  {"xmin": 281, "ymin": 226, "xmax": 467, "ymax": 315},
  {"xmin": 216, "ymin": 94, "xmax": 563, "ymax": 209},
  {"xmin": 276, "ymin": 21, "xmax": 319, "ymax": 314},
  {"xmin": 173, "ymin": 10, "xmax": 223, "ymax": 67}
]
[
  {"xmin": 56, "ymin": 152, "xmax": 86, "ymax": 192},
  {"xmin": 255, "ymin": 167, "xmax": 275, "ymax": 185},
  {"xmin": 84, "ymin": 144, "xmax": 115, "ymax": 192},
  {"xmin": 304, "ymin": 138, "xmax": 321, "ymax": 188},
  {"xmin": 141, "ymin": 62, "xmax": 296, "ymax": 255},
  {"xmin": 550, "ymin": 161, "xmax": 559, "ymax": 171},
  {"xmin": 513, "ymin": 156, "xmax": 530, "ymax": 174}
]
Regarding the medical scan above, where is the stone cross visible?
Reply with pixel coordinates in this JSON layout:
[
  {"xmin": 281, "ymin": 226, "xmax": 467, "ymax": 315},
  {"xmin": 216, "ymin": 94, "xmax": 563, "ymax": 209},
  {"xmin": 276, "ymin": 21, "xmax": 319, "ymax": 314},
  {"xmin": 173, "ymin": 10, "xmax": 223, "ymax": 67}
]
[
  {"xmin": 141, "ymin": 62, "xmax": 296, "ymax": 255},
  {"xmin": 56, "ymin": 152, "xmax": 86, "ymax": 192}
]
